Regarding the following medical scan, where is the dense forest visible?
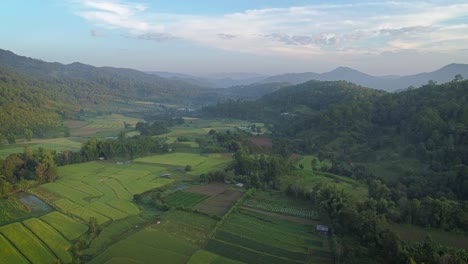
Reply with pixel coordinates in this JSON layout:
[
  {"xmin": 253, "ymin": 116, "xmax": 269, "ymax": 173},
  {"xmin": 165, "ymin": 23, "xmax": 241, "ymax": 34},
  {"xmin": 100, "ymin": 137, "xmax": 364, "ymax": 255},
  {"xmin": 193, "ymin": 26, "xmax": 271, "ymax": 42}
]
[{"xmin": 201, "ymin": 78, "xmax": 468, "ymax": 262}]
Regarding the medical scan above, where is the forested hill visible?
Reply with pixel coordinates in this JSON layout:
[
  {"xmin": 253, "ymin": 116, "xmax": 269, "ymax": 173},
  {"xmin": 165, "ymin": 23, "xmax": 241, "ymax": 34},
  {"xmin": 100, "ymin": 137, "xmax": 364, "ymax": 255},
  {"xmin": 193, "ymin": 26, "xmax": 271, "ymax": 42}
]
[
  {"xmin": 0, "ymin": 49, "xmax": 215, "ymax": 103},
  {"xmin": 0, "ymin": 69, "xmax": 64, "ymax": 137},
  {"xmin": 202, "ymin": 79, "xmax": 468, "ymax": 199}
]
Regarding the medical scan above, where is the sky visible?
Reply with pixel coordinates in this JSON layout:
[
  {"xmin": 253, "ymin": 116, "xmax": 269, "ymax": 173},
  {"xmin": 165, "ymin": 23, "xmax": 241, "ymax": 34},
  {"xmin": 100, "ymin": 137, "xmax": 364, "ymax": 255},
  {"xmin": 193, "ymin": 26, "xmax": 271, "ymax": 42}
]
[{"xmin": 1, "ymin": 0, "xmax": 468, "ymax": 76}]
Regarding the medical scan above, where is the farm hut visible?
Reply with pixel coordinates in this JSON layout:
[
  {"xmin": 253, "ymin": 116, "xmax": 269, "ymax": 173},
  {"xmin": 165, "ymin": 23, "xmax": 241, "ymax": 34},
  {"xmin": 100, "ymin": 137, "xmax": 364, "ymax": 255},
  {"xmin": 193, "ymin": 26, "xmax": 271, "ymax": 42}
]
[
  {"xmin": 316, "ymin": 225, "xmax": 329, "ymax": 235},
  {"xmin": 160, "ymin": 173, "xmax": 171, "ymax": 178}
]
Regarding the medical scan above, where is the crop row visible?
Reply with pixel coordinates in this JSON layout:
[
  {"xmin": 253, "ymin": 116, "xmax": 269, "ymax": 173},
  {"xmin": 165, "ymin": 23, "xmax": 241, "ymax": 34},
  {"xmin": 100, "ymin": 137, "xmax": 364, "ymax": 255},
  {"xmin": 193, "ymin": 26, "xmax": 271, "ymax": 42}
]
[
  {"xmin": 204, "ymin": 239, "xmax": 300, "ymax": 264},
  {"xmin": 0, "ymin": 198, "xmax": 29, "ymax": 224},
  {"xmin": 215, "ymin": 230, "xmax": 307, "ymax": 261},
  {"xmin": 244, "ymin": 200, "xmax": 319, "ymax": 219},
  {"xmin": 165, "ymin": 191, "xmax": 209, "ymax": 208}
]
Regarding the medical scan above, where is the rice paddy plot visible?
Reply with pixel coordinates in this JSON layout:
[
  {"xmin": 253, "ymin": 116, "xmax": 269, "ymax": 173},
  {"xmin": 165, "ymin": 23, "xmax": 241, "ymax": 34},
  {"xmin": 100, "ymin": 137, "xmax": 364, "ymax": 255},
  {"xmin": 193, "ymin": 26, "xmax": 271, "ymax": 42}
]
[
  {"xmin": 53, "ymin": 198, "xmax": 81, "ymax": 211},
  {"xmin": 0, "ymin": 234, "xmax": 29, "ymax": 264},
  {"xmin": 83, "ymin": 215, "xmax": 146, "ymax": 257},
  {"xmin": 164, "ymin": 191, "xmax": 209, "ymax": 208},
  {"xmin": 85, "ymin": 202, "xmax": 128, "ymax": 221},
  {"xmin": 69, "ymin": 207, "xmax": 110, "ymax": 225},
  {"xmin": 40, "ymin": 211, "xmax": 88, "ymax": 240},
  {"xmin": 106, "ymin": 200, "xmax": 139, "ymax": 215},
  {"xmin": 204, "ymin": 239, "xmax": 298, "ymax": 264},
  {"xmin": 23, "ymin": 218, "xmax": 73, "ymax": 263},
  {"xmin": 90, "ymin": 227, "xmax": 197, "ymax": 264},
  {"xmin": 42, "ymin": 183, "xmax": 90, "ymax": 206},
  {"xmin": 103, "ymin": 178, "xmax": 133, "ymax": 200},
  {"xmin": 157, "ymin": 210, "xmax": 217, "ymax": 246},
  {"xmin": 0, "ymin": 222, "xmax": 57, "ymax": 264},
  {"xmin": 134, "ymin": 153, "xmax": 231, "ymax": 175}
]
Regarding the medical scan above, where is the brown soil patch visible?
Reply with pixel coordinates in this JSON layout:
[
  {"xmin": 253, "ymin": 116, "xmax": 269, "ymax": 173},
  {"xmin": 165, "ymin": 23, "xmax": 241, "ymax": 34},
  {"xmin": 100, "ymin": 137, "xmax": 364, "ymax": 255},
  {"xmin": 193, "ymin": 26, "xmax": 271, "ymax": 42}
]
[
  {"xmin": 186, "ymin": 183, "xmax": 229, "ymax": 196},
  {"xmin": 247, "ymin": 137, "xmax": 273, "ymax": 149},
  {"xmin": 241, "ymin": 207, "xmax": 319, "ymax": 225},
  {"xmin": 194, "ymin": 189, "xmax": 243, "ymax": 216}
]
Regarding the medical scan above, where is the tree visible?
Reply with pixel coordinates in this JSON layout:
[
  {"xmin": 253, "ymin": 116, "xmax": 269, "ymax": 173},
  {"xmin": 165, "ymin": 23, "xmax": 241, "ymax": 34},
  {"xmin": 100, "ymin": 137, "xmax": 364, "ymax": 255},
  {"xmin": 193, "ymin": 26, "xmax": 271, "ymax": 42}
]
[
  {"xmin": 184, "ymin": 165, "xmax": 192, "ymax": 171},
  {"xmin": 24, "ymin": 129, "xmax": 33, "ymax": 141},
  {"xmin": 6, "ymin": 134, "xmax": 16, "ymax": 144},
  {"xmin": 453, "ymin": 74, "xmax": 464, "ymax": 82}
]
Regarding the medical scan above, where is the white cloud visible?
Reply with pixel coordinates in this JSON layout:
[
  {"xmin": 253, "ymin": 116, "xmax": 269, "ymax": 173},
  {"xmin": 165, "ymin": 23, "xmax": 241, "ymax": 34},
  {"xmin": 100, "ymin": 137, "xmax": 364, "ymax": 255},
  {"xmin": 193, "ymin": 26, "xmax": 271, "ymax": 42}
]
[{"xmin": 73, "ymin": 1, "xmax": 468, "ymax": 57}]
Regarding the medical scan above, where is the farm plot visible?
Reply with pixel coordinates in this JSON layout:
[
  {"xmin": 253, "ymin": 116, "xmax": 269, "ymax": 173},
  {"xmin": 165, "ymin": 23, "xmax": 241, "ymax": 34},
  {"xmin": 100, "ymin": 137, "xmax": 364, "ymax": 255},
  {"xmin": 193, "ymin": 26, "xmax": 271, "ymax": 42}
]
[
  {"xmin": 0, "ymin": 222, "xmax": 57, "ymax": 264},
  {"xmin": 205, "ymin": 209, "xmax": 333, "ymax": 264},
  {"xmin": 244, "ymin": 199, "xmax": 319, "ymax": 220},
  {"xmin": 23, "ymin": 218, "xmax": 73, "ymax": 263},
  {"xmin": 193, "ymin": 189, "xmax": 243, "ymax": 216},
  {"xmin": 40, "ymin": 211, "xmax": 88, "ymax": 240},
  {"xmin": 157, "ymin": 210, "xmax": 217, "ymax": 246},
  {"xmin": 0, "ymin": 234, "xmax": 29, "ymax": 264},
  {"xmin": 83, "ymin": 215, "xmax": 146, "ymax": 257},
  {"xmin": 68, "ymin": 114, "xmax": 142, "ymax": 136},
  {"xmin": 90, "ymin": 226, "xmax": 197, "ymax": 264},
  {"xmin": 187, "ymin": 250, "xmax": 242, "ymax": 264},
  {"xmin": 164, "ymin": 191, "xmax": 209, "ymax": 208},
  {"xmin": 135, "ymin": 153, "xmax": 231, "ymax": 175}
]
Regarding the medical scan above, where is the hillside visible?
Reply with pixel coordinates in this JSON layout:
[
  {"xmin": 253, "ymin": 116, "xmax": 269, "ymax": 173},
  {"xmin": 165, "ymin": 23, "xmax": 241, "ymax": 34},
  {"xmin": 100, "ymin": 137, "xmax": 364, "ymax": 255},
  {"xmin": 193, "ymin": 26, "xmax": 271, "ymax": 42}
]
[
  {"xmin": 0, "ymin": 49, "xmax": 216, "ymax": 104},
  {"xmin": 202, "ymin": 79, "xmax": 468, "ymax": 200}
]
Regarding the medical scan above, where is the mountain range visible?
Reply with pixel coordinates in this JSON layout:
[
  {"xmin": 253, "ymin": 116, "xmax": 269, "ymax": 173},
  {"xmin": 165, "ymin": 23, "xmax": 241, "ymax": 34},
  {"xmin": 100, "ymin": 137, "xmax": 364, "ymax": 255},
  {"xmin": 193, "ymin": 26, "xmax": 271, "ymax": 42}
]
[
  {"xmin": 152, "ymin": 63, "xmax": 468, "ymax": 92},
  {"xmin": 259, "ymin": 64, "xmax": 468, "ymax": 91},
  {"xmin": 1, "ymin": 48, "xmax": 468, "ymax": 96}
]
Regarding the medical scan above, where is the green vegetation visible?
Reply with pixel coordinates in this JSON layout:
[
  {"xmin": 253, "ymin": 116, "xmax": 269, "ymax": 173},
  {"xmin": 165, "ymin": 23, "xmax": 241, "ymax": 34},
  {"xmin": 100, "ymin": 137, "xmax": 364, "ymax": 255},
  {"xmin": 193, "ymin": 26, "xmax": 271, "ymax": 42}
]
[
  {"xmin": 243, "ymin": 199, "xmax": 318, "ymax": 219},
  {"xmin": 89, "ymin": 226, "xmax": 198, "ymax": 264},
  {"xmin": 206, "ymin": 206, "xmax": 332, "ymax": 264},
  {"xmin": 23, "ymin": 218, "xmax": 73, "ymax": 263},
  {"xmin": 40, "ymin": 211, "xmax": 88, "ymax": 240},
  {"xmin": 187, "ymin": 250, "xmax": 242, "ymax": 264},
  {"xmin": 0, "ymin": 234, "xmax": 29, "ymax": 264},
  {"xmin": 0, "ymin": 222, "xmax": 57, "ymax": 263},
  {"xmin": 0, "ymin": 197, "xmax": 29, "ymax": 225},
  {"xmin": 164, "ymin": 191, "xmax": 210, "ymax": 208}
]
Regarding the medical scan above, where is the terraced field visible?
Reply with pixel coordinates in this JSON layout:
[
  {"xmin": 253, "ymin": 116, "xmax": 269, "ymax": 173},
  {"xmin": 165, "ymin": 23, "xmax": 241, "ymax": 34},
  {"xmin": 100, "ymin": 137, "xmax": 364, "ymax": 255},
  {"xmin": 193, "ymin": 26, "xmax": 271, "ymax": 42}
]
[{"xmin": 30, "ymin": 161, "xmax": 174, "ymax": 225}]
